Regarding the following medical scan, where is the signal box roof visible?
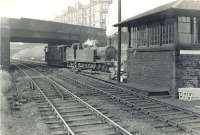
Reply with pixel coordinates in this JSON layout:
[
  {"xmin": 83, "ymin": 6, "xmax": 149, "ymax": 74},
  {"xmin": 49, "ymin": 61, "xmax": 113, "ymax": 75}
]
[{"xmin": 114, "ymin": 0, "xmax": 200, "ymax": 27}]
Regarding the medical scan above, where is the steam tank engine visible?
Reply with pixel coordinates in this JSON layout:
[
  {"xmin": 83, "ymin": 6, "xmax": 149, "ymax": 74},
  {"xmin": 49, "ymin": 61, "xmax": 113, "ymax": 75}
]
[
  {"xmin": 44, "ymin": 44, "xmax": 117, "ymax": 72},
  {"xmin": 66, "ymin": 45, "xmax": 117, "ymax": 72}
]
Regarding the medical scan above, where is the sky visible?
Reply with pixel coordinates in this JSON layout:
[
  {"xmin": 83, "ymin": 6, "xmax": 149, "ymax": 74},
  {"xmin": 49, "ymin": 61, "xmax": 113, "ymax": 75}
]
[
  {"xmin": 1, "ymin": 0, "xmax": 175, "ymax": 20},
  {"xmin": 0, "ymin": 0, "xmax": 176, "ymax": 35},
  {"xmin": 0, "ymin": 0, "xmax": 89, "ymax": 20},
  {"xmin": 106, "ymin": 0, "xmax": 176, "ymax": 35}
]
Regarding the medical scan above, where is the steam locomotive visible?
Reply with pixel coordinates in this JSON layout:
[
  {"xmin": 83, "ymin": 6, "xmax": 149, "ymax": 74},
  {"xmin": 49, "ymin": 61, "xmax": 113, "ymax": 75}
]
[{"xmin": 44, "ymin": 43, "xmax": 117, "ymax": 72}]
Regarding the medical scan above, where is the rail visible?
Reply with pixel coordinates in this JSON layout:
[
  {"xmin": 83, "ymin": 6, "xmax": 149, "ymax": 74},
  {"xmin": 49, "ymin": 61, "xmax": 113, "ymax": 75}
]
[
  {"xmin": 18, "ymin": 63, "xmax": 134, "ymax": 135},
  {"xmin": 55, "ymin": 71, "xmax": 200, "ymax": 135},
  {"xmin": 13, "ymin": 59, "xmax": 200, "ymax": 135},
  {"xmin": 15, "ymin": 65, "xmax": 75, "ymax": 135},
  {"xmin": 82, "ymin": 73, "xmax": 200, "ymax": 117}
]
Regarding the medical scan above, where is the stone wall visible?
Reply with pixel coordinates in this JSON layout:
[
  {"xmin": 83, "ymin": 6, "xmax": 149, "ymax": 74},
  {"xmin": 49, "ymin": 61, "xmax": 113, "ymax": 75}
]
[{"xmin": 127, "ymin": 49, "xmax": 175, "ymax": 92}]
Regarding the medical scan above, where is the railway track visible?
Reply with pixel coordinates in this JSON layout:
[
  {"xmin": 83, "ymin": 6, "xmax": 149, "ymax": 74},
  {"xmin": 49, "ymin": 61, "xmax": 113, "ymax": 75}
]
[
  {"xmin": 53, "ymin": 70, "xmax": 200, "ymax": 135},
  {"xmin": 12, "ymin": 60, "xmax": 200, "ymax": 134},
  {"xmin": 15, "ymin": 64, "xmax": 134, "ymax": 135}
]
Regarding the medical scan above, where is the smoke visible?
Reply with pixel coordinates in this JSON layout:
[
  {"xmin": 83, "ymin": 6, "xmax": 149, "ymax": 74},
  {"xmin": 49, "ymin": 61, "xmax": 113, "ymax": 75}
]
[
  {"xmin": 11, "ymin": 45, "xmax": 46, "ymax": 61},
  {"xmin": 82, "ymin": 39, "xmax": 98, "ymax": 48},
  {"xmin": 106, "ymin": 0, "xmax": 175, "ymax": 36}
]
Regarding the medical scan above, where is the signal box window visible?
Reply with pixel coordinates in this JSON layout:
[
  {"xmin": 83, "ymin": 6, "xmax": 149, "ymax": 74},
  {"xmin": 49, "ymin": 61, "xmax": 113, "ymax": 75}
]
[{"xmin": 178, "ymin": 16, "xmax": 199, "ymax": 45}]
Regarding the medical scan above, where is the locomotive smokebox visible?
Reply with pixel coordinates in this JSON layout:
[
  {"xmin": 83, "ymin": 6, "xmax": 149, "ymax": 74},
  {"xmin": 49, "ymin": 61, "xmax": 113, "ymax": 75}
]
[{"xmin": 96, "ymin": 46, "xmax": 117, "ymax": 61}]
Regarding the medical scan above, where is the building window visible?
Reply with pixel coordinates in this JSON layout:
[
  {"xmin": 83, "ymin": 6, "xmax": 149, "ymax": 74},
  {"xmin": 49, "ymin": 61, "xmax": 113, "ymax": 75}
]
[
  {"xmin": 130, "ymin": 21, "xmax": 175, "ymax": 49},
  {"xmin": 178, "ymin": 16, "xmax": 192, "ymax": 44},
  {"xmin": 133, "ymin": 25, "xmax": 148, "ymax": 48},
  {"xmin": 178, "ymin": 16, "xmax": 200, "ymax": 45},
  {"xmin": 132, "ymin": 27, "xmax": 136, "ymax": 48},
  {"xmin": 150, "ymin": 24, "xmax": 160, "ymax": 46},
  {"xmin": 162, "ymin": 22, "xmax": 174, "ymax": 45},
  {"xmin": 169, "ymin": 23, "xmax": 174, "ymax": 44}
]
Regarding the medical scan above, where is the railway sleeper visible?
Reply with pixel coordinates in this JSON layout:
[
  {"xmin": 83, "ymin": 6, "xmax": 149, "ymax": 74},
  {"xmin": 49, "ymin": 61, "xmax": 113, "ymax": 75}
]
[
  {"xmin": 62, "ymin": 112, "xmax": 94, "ymax": 118},
  {"xmin": 59, "ymin": 108, "xmax": 91, "ymax": 114},
  {"xmin": 44, "ymin": 120, "xmax": 61, "ymax": 125},
  {"xmin": 74, "ymin": 128, "xmax": 119, "ymax": 135},
  {"xmin": 52, "ymin": 100, "xmax": 78, "ymax": 107},
  {"xmin": 71, "ymin": 124, "xmax": 114, "ymax": 134},
  {"xmin": 68, "ymin": 119, "xmax": 104, "ymax": 127},
  {"xmin": 49, "ymin": 125, "xmax": 68, "ymax": 133},
  {"xmin": 63, "ymin": 110, "xmax": 107, "ymax": 117},
  {"xmin": 153, "ymin": 122, "xmax": 171, "ymax": 129},
  {"xmin": 182, "ymin": 122, "xmax": 200, "ymax": 129},
  {"xmin": 65, "ymin": 114, "xmax": 115, "ymax": 122},
  {"xmin": 47, "ymin": 123, "xmax": 62, "ymax": 129},
  {"xmin": 104, "ymin": 91, "xmax": 124, "ymax": 94},
  {"xmin": 115, "ymin": 93, "xmax": 135, "ymax": 97},
  {"xmin": 56, "ymin": 101, "xmax": 98, "ymax": 108},
  {"xmin": 128, "ymin": 99, "xmax": 150, "ymax": 104},
  {"xmin": 119, "ymin": 96, "xmax": 140, "ymax": 99},
  {"xmin": 62, "ymin": 112, "xmax": 108, "ymax": 120},
  {"xmin": 168, "ymin": 116, "xmax": 197, "ymax": 124},
  {"xmin": 40, "ymin": 108, "xmax": 89, "ymax": 117},
  {"xmin": 56, "ymin": 105, "xmax": 85, "ymax": 111},
  {"xmin": 40, "ymin": 111, "xmax": 55, "ymax": 116},
  {"xmin": 163, "ymin": 114, "xmax": 195, "ymax": 120},
  {"xmin": 69, "ymin": 121, "xmax": 108, "ymax": 130},
  {"xmin": 51, "ymin": 98, "xmax": 78, "ymax": 103},
  {"xmin": 150, "ymin": 107, "xmax": 172, "ymax": 113},
  {"xmin": 178, "ymin": 118, "xmax": 200, "ymax": 125},
  {"xmin": 39, "ymin": 107, "xmax": 52, "ymax": 112},
  {"xmin": 134, "ymin": 103, "xmax": 158, "ymax": 107},
  {"xmin": 156, "ymin": 111, "xmax": 184, "ymax": 117},
  {"xmin": 160, "ymin": 126, "xmax": 180, "ymax": 133},
  {"xmin": 54, "ymin": 103, "xmax": 82, "ymax": 108},
  {"xmin": 51, "ymin": 130, "xmax": 68, "ymax": 135},
  {"xmin": 172, "ymin": 116, "xmax": 200, "ymax": 125},
  {"xmin": 42, "ymin": 115, "xmax": 58, "ymax": 120},
  {"xmin": 140, "ymin": 105, "xmax": 166, "ymax": 110},
  {"xmin": 64, "ymin": 115, "xmax": 98, "ymax": 121}
]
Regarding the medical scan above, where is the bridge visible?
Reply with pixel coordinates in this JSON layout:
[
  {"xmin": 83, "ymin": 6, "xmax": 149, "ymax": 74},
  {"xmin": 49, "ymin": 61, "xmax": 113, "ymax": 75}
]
[{"xmin": 0, "ymin": 17, "xmax": 106, "ymax": 68}]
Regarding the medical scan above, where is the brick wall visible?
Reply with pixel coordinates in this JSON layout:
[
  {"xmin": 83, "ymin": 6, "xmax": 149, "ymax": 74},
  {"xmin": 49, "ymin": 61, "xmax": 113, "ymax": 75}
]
[
  {"xmin": 127, "ymin": 49, "xmax": 175, "ymax": 92},
  {"xmin": 176, "ymin": 54, "xmax": 200, "ymax": 88}
]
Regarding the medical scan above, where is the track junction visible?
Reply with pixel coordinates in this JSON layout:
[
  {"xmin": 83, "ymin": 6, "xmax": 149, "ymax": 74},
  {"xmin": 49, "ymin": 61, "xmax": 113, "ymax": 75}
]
[{"xmin": 11, "ymin": 60, "xmax": 200, "ymax": 135}]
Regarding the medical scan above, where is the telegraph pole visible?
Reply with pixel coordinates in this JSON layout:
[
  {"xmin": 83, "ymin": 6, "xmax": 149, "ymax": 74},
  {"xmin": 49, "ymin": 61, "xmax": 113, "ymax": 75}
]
[{"xmin": 117, "ymin": 0, "xmax": 121, "ymax": 82}]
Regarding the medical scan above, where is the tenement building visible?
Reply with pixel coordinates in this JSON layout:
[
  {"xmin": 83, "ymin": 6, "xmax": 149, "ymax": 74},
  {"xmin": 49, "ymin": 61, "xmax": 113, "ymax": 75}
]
[
  {"xmin": 54, "ymin": 0, "xmax": 112, "ymax": 29},
  {"xmin": 115, "ymin": 0, "xmax": 200, "ymax": 97}
]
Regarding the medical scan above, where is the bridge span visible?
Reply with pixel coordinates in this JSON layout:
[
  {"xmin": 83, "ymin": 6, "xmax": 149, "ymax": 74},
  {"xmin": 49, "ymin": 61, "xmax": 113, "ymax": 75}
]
[{"xmin": 0, "ymin": 17, "xmax": 106, "ymax": 68}]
